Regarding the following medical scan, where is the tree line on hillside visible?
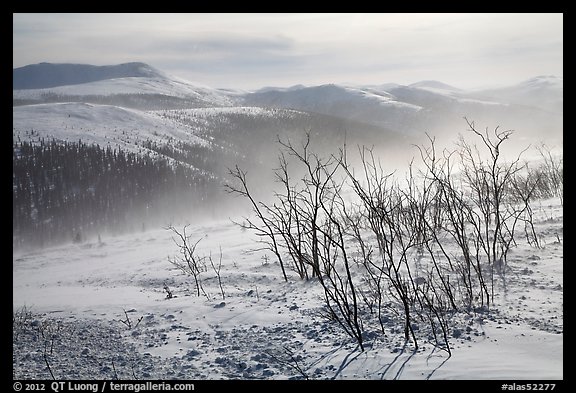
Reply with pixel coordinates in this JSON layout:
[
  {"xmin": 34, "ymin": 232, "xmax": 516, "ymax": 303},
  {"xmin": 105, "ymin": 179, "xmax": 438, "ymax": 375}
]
[{"xmin": 13, "ymin": 138, "xmax": 221, "ymax": 250}]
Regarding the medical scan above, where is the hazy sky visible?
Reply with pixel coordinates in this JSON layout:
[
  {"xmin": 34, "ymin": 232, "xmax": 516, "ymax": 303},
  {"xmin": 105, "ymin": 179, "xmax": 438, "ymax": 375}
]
[{"xmin": 13, "ymin": 13, "xmax": 563, "ymax": 90}]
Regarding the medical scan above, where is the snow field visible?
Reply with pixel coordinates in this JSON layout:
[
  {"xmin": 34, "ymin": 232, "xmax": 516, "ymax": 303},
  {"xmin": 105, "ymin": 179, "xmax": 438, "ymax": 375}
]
[{"xmin": 13, "ymin": 197, "xmax": 563, "ymax": 380}]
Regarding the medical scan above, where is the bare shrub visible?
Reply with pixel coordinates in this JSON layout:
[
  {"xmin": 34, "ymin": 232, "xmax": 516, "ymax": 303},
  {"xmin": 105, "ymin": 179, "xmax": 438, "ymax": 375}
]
[
  {"xmin": 166, "ymin": 224, "xmax": 208, "ymax": 298},
  {"xmin": 166, "ymin": 224, "xmax": 227, "ymax": 300},
  {"xmin": 226, "ymin": 120, "xmax": 543, "ymax": 354}
]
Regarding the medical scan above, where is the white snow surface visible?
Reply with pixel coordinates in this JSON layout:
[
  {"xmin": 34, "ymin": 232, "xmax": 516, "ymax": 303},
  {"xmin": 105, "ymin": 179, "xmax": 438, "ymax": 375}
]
[
  {"xmin": 13, "ymin": 103, "xmax": 209, "ymax": 155},
  {"xmin": 13, "ymin": 103, "xmax": 308, "ymax": 160},
  {"xmin": 13, "ymin": 75, "xmax": 236, "ymax": 107},
  {"xmin": 13, "ymin": 199, "xmax": 563, "ymax": 380},
  {"xmin": 342, "ymin": 86, "xmax": 423, "ymax": 110}
]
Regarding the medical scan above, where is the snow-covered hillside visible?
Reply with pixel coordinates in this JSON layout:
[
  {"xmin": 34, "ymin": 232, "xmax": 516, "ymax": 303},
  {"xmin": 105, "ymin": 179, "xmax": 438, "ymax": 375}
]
[
  {"xmin": 408, "ymin": 80, "xmax": 462, "ymax": 92},
  {"xmin": 13, "ymin": 103, "xmax": 209, "ymax": 156},
  {"xmin": 243, "ymin": 78, "xmax": 563, "ymax": 142},
  {"xmin": 13, "ymin": 102, "xmax": 412, "ymax": 184},
  {"xmin": 13, "ymin": 62, "xmax": 238, "ymax": 108},
  {"xmin": 13, "ymin": 62, "xmax": 563, "ymax": 145},
  {"xmin": 13, "ymin": 77, "xmax": 237, "ymax": 107},
  {"xmin": 243, "ymin": 83, "xmax": 423, "ymax": 134},
  {"xmin": 469, "ymin": 76, "xmax": 563, "ymax": 115},
  {"xmin": 13, "ymin": 62, "xmax": 162, "ymax": 89},
  {"xmin": 12, "ymin": 102, "xmax": 357, "ymax": 173}
]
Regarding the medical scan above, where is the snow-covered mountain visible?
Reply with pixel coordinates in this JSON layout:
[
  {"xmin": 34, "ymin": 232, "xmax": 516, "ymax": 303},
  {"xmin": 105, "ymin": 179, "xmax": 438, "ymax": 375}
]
[
  {"xmin": 14, "ymin": 62, "xmax": 422, "ymax": 162},
  {"xmin": 13, "ymin": 62, "xmax": 163, "ymax": 89},
  {"xmin": 242, "ymin": 78, "xmax": 562, "ymax": 142},
  {"xmin": 469, "ymin": 75, "xmax": 563, "ymax": 114},
  {"xmin": 408, "ymin": 80, "xmax": 462, "ymax": 92},
  {"xmin": 13, "ymin": 102, "xmax": 209, "ymax": 156},
  {"xmin": 14, "ymin": 62, "xmax": 563, "ymax": 142},
  {"xmin": 243, "ymin": 83, "xmax": 422, "ymax": 132},
  {"xmin": 13, "ymin": 62, "xmax": 237, "ymax": 108}
]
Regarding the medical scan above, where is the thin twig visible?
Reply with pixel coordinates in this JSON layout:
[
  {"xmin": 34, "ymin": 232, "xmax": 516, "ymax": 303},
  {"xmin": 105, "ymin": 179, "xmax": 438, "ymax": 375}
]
[{"xmin": 43, "ymin": 351, "xmax": 56, "ymax": 380}]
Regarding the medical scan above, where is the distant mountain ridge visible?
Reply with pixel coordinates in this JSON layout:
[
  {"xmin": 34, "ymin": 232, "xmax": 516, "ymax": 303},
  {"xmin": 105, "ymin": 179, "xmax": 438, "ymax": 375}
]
[
  {"xmin": 13, "ymin": 62, "xmax": 563, "ymax": 143},
  {"xmin": 467, "ymin": 75, "xmax": 563, "ymax": 114},
  {"xmin": 408, "ymin": 80, "xmax": 461, "ymax": 91},
  {"xmin": 13, "ymin": 62, "xmax": 163, "ymax": 89}
]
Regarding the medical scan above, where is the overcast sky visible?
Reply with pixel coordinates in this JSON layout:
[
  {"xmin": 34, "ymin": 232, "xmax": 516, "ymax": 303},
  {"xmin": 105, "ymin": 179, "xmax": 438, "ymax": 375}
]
[{"xmin": 13, "ymin": 13, "xmax": 563, "ymax": 90}]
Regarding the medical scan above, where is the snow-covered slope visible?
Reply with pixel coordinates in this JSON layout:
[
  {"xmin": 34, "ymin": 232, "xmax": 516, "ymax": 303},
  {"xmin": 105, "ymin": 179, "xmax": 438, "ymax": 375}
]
[
  {"xmin": 242, "ymin": 77, "xmax": 563, "ymax": 142},
  {"xmin": 13, "ymin": 77, "xmax": 236, "ymax": 106},
  {"xmin": 14, "ymin": 102, "xmax": 381, "ymax": 177},
  {"xmin": 13, "ymin": 62, "xmax": 237, "ymax": 108},
  {"xmin": 12, "ymin": 63, "xmax": 563, "ymax": 181},
  {"xmin": 408, "ymin": 80, "xmax": 462, "ymax": 93},
  {"xmin": 13, "ymin": 62, "xmax": 162, "ymax": 89},
  {"xmin": 243, "ymin": 83, "xmax": 424, "ymax": 134},
  {"xmin": 12, "ymin": 103, "xmax": 361, "ymax": 154},
  {"xmin": 251, "ymin": 83, "xmax": 421, "ymax": 110},
  {"xmin": 13, "ymin": 102, "xmax": 209, "ymax": 155},
  {"xmin": 470, "ymin": 75, "xmax": 563, "ymax": 114},
  {"xmin": 13, "ymin": 62, "xmax": 563, "ymax": 143}
]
